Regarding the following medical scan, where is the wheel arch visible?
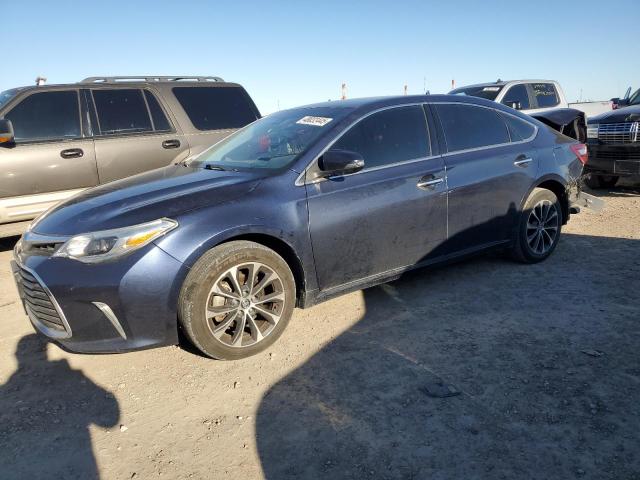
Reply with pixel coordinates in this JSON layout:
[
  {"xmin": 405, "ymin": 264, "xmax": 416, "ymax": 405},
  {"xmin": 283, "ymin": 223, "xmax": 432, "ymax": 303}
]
[{"xmin": 529, "ymin": 176, "xmax": 569, "ymax": 225}]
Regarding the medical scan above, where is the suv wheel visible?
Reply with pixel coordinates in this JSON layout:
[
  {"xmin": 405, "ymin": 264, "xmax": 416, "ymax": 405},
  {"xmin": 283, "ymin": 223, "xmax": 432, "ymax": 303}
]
[
  {"xmin": 584, "ymin": 174, "xmax": 618, "ymax": 189},
  {"xmin": 178, "ymin": 241, "xmax": 295, "ymax": 360},
  {"xmin": 511, "ymin": 188, "xmax": 563, "ymax": 263}
]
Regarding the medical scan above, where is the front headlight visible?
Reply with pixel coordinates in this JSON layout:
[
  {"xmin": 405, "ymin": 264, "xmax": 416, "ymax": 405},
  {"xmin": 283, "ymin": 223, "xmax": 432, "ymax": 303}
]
[
  {"xmin": 53, "ymin": 218, "xmax": 178, "ymax": 263},
  {"xmin": 587, "ymin": 124, "xmax": 599, "ymax": 139}
]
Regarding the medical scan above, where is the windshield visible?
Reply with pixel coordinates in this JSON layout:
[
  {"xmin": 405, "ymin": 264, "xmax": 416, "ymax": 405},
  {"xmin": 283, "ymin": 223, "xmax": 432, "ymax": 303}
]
[
  {"xmin": 449, "ymin": 85, "xmax": 504, "ymax": 101},
  {"xmin": 629, "ymin": 88, "xmax": 640, "ymax": 106},
  {"xmin": 192, "ymin": 105, "xmax": 353, "ymax": 170},
  {"xmin": 0, "ymin": 88, "xmax": 21, "ymax": 110}
]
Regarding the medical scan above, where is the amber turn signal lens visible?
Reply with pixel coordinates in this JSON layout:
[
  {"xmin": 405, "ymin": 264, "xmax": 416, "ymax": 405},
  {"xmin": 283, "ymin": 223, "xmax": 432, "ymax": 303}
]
[{"xmin": 124, "ymin": 229, "xmax": 163, "ymax": 248}]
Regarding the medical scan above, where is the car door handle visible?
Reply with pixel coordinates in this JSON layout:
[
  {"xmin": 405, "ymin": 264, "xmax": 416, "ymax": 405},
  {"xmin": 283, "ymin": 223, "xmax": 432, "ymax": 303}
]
[
  {"xmin": 514, "ymin": 157, "xmax": 533, "ymax": 167},
  {"xmin": 417, "ymin": 176, "xmax": 444, "ymax": 190},
  {"xmin": 162, "ymin": 139, "xmax": 181, "ymax": 149},
  {"xmin": 60, "ymin": 148, "xmax": 84, "ymax": 159}
]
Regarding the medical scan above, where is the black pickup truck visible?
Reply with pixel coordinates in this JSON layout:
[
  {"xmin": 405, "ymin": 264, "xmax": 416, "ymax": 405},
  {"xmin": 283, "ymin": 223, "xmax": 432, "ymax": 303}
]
[{"xmin": 585, "ymin": 88, "xmax": 640, "ymax": 188}]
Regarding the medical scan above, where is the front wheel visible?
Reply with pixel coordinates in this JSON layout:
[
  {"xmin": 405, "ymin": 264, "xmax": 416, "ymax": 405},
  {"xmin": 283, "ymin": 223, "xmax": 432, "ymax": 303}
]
[
  {"xmin": 511, "ymin": 188, "xmax": 563, "ymax": 264},
  {"xmin": 178, "ymin": 241, "xmax": 295, "ymax": 360}
]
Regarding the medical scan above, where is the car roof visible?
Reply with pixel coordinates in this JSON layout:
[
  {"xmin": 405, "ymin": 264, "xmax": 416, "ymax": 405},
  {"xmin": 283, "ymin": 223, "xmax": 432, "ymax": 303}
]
[{"xmin": 5, "ymin": 80, "xmax": 245, "ymax": 92}]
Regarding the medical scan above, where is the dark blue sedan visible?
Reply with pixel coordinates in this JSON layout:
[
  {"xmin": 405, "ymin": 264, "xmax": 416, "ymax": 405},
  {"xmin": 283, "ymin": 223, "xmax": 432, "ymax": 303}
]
[{"xmin": 12, "ymin": 95, "xmax": 586, "ymax": 359}]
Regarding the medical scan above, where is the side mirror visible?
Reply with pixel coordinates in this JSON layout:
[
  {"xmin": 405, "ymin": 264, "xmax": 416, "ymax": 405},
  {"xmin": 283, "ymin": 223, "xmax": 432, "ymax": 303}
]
[
  {"xmin": 0, "ymin": 119, "xmax": 15, "ymax": 146},
  {"xmin": 319, "ymin": 149, "xmax": 364, "ymax": 176}
]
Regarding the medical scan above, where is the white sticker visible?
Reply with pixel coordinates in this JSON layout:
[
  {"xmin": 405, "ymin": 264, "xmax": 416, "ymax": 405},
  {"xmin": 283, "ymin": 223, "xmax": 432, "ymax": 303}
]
[
  {"xmin": 483, "ymin": 86, "xmax": 501, "ymax": 92},
  {"xmin": 296, "ymin": 116, "xmax": 333, "ymax": 127}
]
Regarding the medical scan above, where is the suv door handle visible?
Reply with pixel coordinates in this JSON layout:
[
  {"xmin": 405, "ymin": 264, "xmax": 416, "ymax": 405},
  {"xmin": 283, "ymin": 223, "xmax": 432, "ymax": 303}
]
[
  {"xmin": 514, "ymin": 156, "xmax": 533, "ymax": 167},
  {"xmin": 417, "ymin": 176, "xmax": 444, "ymax": 190},
  {"xmin": 60, "ymin": 148, "xmax": 84, "ymax": 159},
  {"xmin": 162, "ymin": 139, "xmax": 181, "ymax": 149}
]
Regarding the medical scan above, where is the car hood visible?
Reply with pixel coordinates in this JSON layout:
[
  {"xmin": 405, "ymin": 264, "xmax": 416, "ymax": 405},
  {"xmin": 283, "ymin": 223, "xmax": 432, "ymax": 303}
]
[
  {"xmin": 31, "ymin": 165, "xmax": 264, "ymax": 236},
  {"xmin": 589, "ymin": 104, "xmax": 640, "ymax": 124}
]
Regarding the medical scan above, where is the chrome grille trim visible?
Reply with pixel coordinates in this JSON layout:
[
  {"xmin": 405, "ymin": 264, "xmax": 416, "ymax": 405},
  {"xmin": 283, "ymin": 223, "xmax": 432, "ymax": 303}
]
[
  {"xmin": 598, "ymin": 122, "xmax": 640, "ymax": 144},
  {"xmin": 13, "ymin": 259, "xmax": 72, "ymax": 339}
]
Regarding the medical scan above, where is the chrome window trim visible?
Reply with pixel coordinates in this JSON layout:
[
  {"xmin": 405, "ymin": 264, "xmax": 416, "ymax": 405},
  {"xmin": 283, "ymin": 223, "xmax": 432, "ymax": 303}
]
[
  {"xmin": 93, "ymin": 302, "xmax": 127, "ymax": 340},
  {"xmin": 295, "ymin": 101, "xmax": 538, "ymax": 186},
  {"xmin": 13, "ymin": 252, "xmax": 73, "ymax": 339}
]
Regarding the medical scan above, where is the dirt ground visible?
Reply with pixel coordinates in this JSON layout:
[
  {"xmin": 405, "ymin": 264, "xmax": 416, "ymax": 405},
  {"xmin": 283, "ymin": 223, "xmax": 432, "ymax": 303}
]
[{"xmin": 0, "ymin": 181, "xmax": 639, "ymax": 480}]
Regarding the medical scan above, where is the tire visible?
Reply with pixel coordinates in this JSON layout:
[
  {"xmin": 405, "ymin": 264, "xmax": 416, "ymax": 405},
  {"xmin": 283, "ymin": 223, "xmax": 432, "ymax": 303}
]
[
  {"xmin": 584, "ymin": 174, "xmax": 618, "ymax": 189},
  {"xmin": 511, "ymin": 188, "xmax": 563, "ymax": 264},
  {"xmin": 178, "ymin": 241, "xmax": 295, "ymax": 360}
]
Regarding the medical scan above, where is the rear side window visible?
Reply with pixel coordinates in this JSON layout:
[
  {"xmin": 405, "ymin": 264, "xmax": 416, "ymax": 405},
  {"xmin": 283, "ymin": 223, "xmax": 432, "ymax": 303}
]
[
  {"xmin": 333, "ymin": 105, "xmax": 430, "ymax": 169},
  {"xmin": 144, "ymin": 90, "xmax": 172, "ymax": 132},
  {"xmin": 435, "ymin": 104, "xmax": 509, "ymax": 152},
  {"xmin": 531, "ymin": 83, "xmax": 559, "ymax": 108},
  {"xmin": 501, "ymin": 84, "xmax": 530, "ymax": 110},
  {"xmin": 500, "ymin": 113, "xmax": 536, "ymax": 142},
  {"xmin": 173, "ymin": 87, "xmax": 259, "ymax": 131},
  {"xmin": 92, "ymin": 89, "xmax": 152, "ymax": 135},
  {"xmin": 5, "ymin": 91, "xmax": 80, "ymax": 142}
]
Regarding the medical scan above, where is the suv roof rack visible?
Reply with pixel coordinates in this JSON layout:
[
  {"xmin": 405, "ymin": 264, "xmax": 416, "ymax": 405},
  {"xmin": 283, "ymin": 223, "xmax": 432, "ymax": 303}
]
[{"xmin": 80, "ymin": 76, "xmax": 225, "ymax": 84}]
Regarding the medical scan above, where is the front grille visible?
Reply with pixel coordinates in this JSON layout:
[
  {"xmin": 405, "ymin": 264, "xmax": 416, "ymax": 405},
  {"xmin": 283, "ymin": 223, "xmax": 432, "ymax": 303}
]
[
  {"xmin": 598, "ymin": 122, "xmax": 640, "ymax": 144},
  {"xmin": 22, "ymin": 242, "xmax": 64, "ymax": 256},
  {"xmin": 17, "ymin": 266, "xmax": 67, "ymax": 334}
]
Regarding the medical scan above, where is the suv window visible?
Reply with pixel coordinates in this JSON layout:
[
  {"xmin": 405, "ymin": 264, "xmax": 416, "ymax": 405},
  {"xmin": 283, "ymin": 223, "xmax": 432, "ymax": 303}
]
[
  {"xmin": 501, "ymin": 84, "xmax": 530, "ymax": 110},
  {"xmin": 144, "ymin": 90, "xmax": 172, "ymax": 132},
  {"xmin": 500, "ymin": 113, "xmax": 536, "ymax": 141},
  {"xmin": 173, "ymin": 87, "xmax": 259, "ymax": 131},
  {"xmin": 332, "ymin": 105, "xmax": 430, "ymax": 169},
  {"xmin": 92, "ymin": 89, "xmax": 152, "ymax": 135},
  {"xmin": 436, "ymin": 103, "xmax": 509, "ymax": 152},
  {"xmin": 5, "ymin": 90, "xmax": 81, "ymax": 142},
  {"xmin": 531, "ymin": 83, "xmax": 559, "ymax": 108}
]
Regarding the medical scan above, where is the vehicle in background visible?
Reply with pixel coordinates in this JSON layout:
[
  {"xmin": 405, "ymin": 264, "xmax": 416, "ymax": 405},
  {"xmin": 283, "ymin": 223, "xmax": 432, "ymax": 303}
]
[
  {"xmin": 449, "ymin": 79, "xmax": 613, "ymax": 142},
  {"xmin": 584, "ymin": 88, "xmax": 640, "ymax": 188},
  {"xmin": 0, "ymin": 76, "xmax": 260, "ymax": 236},
  {"xmin": 611, "ymin": 86, "xmax": 637, "ymax": 110},
  {"xmin": 12, "ymin": 94, "xmax": 585, "ymax": 360}
]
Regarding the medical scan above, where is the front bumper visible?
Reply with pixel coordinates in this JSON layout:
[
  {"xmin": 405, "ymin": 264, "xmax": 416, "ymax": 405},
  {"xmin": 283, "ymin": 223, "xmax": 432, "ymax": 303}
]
[
  {"xmin": 12, "ymin": 243, "xmax": 188, "ymax": 353},
  {"xmin": 586, "ymin": 142, "xmax": 640, "ymax": 176}
]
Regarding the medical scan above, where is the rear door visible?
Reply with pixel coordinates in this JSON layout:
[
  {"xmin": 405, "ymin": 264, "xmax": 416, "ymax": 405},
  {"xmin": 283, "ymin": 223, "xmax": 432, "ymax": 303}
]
[
  {"xmin": 90, "ymin": 87, "xmax": 189, "ymax": 183},
  {"xmin": 433, "ymin": 102, "xmax": 539, "ymax": 252},
  {"xmin": 306, "ymin": 104, "xmax": 447, "ymax": 290},
  {"xmin": 0, "ymin": 89, "xmax": 98, "ymax": 222}
]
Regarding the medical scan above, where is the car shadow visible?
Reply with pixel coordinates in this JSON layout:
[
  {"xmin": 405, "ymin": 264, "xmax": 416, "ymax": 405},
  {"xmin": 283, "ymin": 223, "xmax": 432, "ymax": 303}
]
[
  {"xmin": 256, "ymin": 232, "xmax": 640, "ymax": 479},
  {"xmin": 0, "ymin": 334, "xmax": 119, "ymax": 480}
]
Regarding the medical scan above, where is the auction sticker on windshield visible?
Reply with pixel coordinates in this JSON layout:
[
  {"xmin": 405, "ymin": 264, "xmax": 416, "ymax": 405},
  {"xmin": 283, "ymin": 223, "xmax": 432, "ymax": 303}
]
[{"xmin": 296, "ymin": 116, "xmax": 333, "ymax": 127}]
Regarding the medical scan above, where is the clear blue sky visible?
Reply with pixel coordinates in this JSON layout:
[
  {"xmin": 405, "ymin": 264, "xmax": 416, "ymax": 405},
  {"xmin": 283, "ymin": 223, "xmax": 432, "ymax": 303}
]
[{"xmin": 3, "ymin": 0, "xmax": 638, "ymax": 113}]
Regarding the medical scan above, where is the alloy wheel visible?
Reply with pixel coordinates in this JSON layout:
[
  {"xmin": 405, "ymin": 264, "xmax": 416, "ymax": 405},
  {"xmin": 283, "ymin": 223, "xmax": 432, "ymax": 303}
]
[
  {"xmin": 526, "ymin": 199, "xmax": 559, "ymax": 255},
  {"xmin": 205, "ymin": 262, "xmax": 285, "ymax": 348}
]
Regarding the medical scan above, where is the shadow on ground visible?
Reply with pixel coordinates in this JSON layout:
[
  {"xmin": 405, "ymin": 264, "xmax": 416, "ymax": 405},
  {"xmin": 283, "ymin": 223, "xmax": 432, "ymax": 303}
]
[
  {"xmin": 0, "ymin": 334, "xmax": 119, "ymax": 480},
  {"xmin": 256, "ymin": 233, "xmax": 640, "ymax": 479}
]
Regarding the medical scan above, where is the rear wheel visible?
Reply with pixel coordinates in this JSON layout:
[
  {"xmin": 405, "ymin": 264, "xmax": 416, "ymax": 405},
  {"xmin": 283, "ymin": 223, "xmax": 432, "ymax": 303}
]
[
  {"xmin": 178, "ymin": 241, "xmax": 295, "ymax": 360},
  {"xmin": 511, "ymin": 188, "xmax": 563, "ymax": 263},
  {"xmin": 584, "ymin": 174, "xmax": 618, "ymax": 189}
]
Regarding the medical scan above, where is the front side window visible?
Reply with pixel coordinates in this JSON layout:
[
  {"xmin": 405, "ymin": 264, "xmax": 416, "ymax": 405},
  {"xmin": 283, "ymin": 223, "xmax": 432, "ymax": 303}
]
[
  {"xmin": 92, "ymin": 89, "xmax": 152, "ymax": 135},
  {"xmin": 193, "ymin": 105, "xmax": 353, "ymax": 170},
  {"xmin": 5, "ymin": 90, "xmax": 81, "ymax": 142},
  {"xmin": 173, "ymin": 86, "xmax": 259, "ymax": 131},
  {"xmin": 628, "ymin": 88, "xmax": 640, "ymax": 106},
  {"xmin": 333, "ymin": 106, "xmax": 430, "ymax": 169},
  {"xmin": 531, "ymin": 83, "xmax": 559, "ymax": 108},
  {"xmin": 501, "ymin": 84, "xmax": 530, "ymax": 110},
  {"xmin": 436, "ymin": 103, "xmax": 509, "ymax": 152}
]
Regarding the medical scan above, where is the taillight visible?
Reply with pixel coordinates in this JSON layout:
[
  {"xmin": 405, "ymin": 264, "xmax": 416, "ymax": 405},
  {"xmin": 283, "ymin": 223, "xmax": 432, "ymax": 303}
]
[{"xmin": 570, "ymin": 143, "xmax": 588, "ymax": 165}]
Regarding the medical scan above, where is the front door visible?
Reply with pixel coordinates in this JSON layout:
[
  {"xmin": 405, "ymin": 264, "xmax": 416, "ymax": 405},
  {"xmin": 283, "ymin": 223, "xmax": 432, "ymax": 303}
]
[
  {"xmin": 89, "ymin": 88, "xmax": 189, "ymax": 183},
  {"xmin": 0, "ymin": 89, "xmax": 98, "ymax": 222},
  {"xmin": 306, "ymin": 105, "xmax": 447, "ymax": 291}
]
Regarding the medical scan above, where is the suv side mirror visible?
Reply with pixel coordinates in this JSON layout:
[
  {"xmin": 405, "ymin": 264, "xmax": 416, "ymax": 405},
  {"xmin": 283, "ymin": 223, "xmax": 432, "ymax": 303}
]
[
  {"xmin": 0, "ymin": 119, "xmax": 14, "ymax": 146},
  {"xmin": 319, "ymin": 149, "xmax": 365, "ymax": 176}
]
